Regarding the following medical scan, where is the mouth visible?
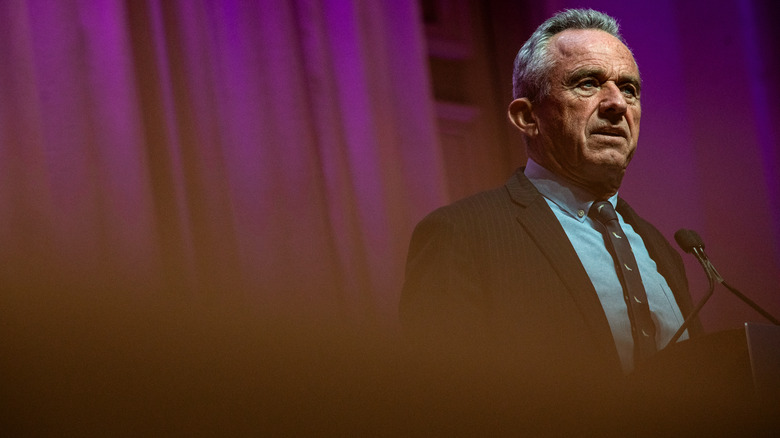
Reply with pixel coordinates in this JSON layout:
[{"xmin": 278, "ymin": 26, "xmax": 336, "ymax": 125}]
[{"xmin": 591, "ymin": 128, "xmax": 627, "ymax": 139}]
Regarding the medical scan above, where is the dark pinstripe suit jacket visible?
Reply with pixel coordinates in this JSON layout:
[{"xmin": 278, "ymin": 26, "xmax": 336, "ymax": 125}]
[{"xmin": 400, "ymin": 168, "xmax": 699, "ymax": 376}]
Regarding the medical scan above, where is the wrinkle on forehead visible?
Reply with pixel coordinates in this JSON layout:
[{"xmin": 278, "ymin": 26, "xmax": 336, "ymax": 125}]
[{"xmin": 550, "ymin": 29, "xmax": 640, "ymax": 77}]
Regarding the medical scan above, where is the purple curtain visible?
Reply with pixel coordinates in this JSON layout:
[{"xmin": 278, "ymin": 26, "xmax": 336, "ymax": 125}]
[{"xmin": 1, "ymin": 0, "xmax": 447, "ymax": 324}]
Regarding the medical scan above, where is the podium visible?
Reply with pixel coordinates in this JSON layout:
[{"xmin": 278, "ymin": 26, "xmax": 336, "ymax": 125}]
[{"xmin": 627, "ymin": 323, "xmax": 780, "ymax": 434}]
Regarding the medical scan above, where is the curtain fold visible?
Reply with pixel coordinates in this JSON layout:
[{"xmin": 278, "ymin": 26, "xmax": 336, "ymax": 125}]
[{"xmin": 1, "ymin": 0, "xmax": 447, "ymax": 323}]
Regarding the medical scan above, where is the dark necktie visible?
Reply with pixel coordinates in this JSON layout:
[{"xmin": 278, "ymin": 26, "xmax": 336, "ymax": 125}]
[{"xmin": 589, "ymin": 201, "xmax": 657, "ymax": 363}]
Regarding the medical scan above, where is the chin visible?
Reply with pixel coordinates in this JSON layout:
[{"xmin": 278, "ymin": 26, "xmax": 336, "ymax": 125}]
[
  {"xmin": 590, "ymin": 151, "xmax": 632, "ymax": 169},
  {"xmin": 583, "ymin": 162, "xmax": 626, "ymax": 190}
]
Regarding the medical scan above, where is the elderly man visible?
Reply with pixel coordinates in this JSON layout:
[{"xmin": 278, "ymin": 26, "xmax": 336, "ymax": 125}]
[{"xmin": 400, "ymin": 9, "xmax": 700, "ymax": 376}]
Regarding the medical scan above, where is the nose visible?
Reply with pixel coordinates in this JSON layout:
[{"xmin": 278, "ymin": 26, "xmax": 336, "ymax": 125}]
[{"xmin": 598, "ymin": 83, "xmax": 627, "ymax": 119}]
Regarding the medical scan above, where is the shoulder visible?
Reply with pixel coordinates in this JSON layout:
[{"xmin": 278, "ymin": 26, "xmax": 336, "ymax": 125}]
[
  {"xmin": 417, "ymin": 169, "xmax": 535, "ymax": 227},
  {"xmin": 410, "ymin": 182, "xmax": 531, "ymax": 247},
  {"xmin": 425, "ymin": 186, "xmax": 513, "ymax": 221},
  {"xmin": 407, "ymin": 187, "xmax": 511, "ymax": 251}
]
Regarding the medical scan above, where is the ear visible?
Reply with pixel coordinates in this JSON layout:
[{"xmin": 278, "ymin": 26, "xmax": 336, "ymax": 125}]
[{"xmin": 508, "ymin": 98, "xmax": 538, "ymax": 137}]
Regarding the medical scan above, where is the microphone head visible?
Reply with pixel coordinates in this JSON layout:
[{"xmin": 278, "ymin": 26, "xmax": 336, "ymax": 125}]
[{"xmin": 674, "ymin": 229, "xmax": 705, "ymax": 253}]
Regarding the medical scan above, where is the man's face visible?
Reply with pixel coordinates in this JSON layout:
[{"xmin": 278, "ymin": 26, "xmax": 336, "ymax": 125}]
[{"xmin": 528, "ymin": 29, "xmax": 641, "ymax": 198}]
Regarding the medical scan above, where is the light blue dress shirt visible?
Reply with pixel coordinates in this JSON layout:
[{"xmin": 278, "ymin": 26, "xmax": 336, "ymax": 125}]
[{"xmin": 524, "ymin": 159, "xmax": 687, "ymax": 372}]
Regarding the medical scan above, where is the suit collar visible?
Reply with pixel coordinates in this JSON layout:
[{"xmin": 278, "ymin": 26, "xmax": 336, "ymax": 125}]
[
  {"xmin": 523, "ymin": 159, "xmax": 619, "ymax": 223},
  {"xmin": 506, "ymin": 167, "xmax": 540, "ymax": 207}
]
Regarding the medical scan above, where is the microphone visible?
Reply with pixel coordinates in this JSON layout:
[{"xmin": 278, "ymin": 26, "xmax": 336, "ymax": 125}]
[
  {"xmin": 666, "ymin": 229, "xmax": 718, "ymax": 346},
  {"xmin": 666, "ymin": 229, "xmax": 780, "ymax": 348},
  {"xmin": 674, "ymin": 229, "xmax": 723, "ymax": 284}
]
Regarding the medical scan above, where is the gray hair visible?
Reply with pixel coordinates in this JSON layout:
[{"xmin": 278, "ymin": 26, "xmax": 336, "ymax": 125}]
[{"xmin": 512, "ymin": 9, "xmax": 627, "ymax": 102}]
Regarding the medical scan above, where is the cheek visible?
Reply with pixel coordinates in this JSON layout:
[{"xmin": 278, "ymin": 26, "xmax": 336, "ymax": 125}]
[
  {"xmin": 630, "ymin": 107, "xmax": 641, "ymax": 129},
  {"xmin": 559, "ymin": 109, "xmax": 587, "ymax": 138}
]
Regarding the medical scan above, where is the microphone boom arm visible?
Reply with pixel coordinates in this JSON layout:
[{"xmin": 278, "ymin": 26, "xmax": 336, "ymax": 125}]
[
  {"xmin": 667, "ymin": 229, "xmax": 780, "ymax": 348},
  {"xmin": 721, "ymin": 280, "xmax": 780, "ymax": 326}
]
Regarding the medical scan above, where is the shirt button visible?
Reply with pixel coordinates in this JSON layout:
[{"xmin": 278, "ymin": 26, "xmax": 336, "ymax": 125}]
[{"xmin": 577, "ymin": 209, "xmax": 585, "ymax": 218}]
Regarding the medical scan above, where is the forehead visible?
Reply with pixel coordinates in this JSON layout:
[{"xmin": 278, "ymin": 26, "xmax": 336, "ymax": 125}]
[{"xmin": 548, "ymin": 29, "xmax": 638, "ymax": 77}]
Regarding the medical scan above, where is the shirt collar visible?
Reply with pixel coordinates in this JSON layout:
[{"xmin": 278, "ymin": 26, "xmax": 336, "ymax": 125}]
[{"xmin": 524, "ymin": 158, "xmax": 618, "ymax": 222}]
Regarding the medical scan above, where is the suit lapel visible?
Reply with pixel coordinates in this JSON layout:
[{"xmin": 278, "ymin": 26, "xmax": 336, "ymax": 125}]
[
  {"xmin": 617, "ymin": 199, "xmax": 690, "ymax": 314},
  {"xmin": 505, "ymin": 170, "xmax": 617, "ymax": 355}
]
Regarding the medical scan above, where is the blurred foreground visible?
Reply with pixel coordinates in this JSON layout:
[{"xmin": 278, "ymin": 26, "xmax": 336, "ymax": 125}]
[{"xmin": 2, "ymin": 281, "xmax": 777, "ymax": 436}]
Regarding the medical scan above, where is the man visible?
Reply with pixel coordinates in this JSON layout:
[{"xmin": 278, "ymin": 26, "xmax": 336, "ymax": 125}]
[{"xmin": 400, "ymin": 9, "xmax": 700, "ymax": 377}]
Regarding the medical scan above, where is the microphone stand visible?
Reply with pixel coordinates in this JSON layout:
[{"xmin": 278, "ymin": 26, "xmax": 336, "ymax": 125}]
[{"xmin": 665, "ymin": 247, "xmax": 718, "ymax": 347}]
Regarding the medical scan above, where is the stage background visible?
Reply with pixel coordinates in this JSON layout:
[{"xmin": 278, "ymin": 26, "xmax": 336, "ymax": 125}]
[{"xmin": 2, "ymin": 0, "xmax": 779, "ymax": 432}]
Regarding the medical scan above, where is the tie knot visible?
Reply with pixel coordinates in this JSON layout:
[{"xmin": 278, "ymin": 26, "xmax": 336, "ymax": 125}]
[{"xmin": 589, "ymin": 201, "xmax": 618, "ymax": 224}]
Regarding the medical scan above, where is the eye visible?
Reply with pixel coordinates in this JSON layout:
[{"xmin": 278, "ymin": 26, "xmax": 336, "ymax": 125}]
[
  {"xmin": 620, "ymin": 84, "xmax": 639, "ymax": 98},
  {"xmin": 578, "ymin": 79, "xmax": 599, "ymax": 89}
]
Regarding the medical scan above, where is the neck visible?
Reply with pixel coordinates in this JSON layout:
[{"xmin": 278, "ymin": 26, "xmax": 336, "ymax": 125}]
[{"xmin": 526, "ymin": 155, "xmax": 623, "ymax": 201}]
